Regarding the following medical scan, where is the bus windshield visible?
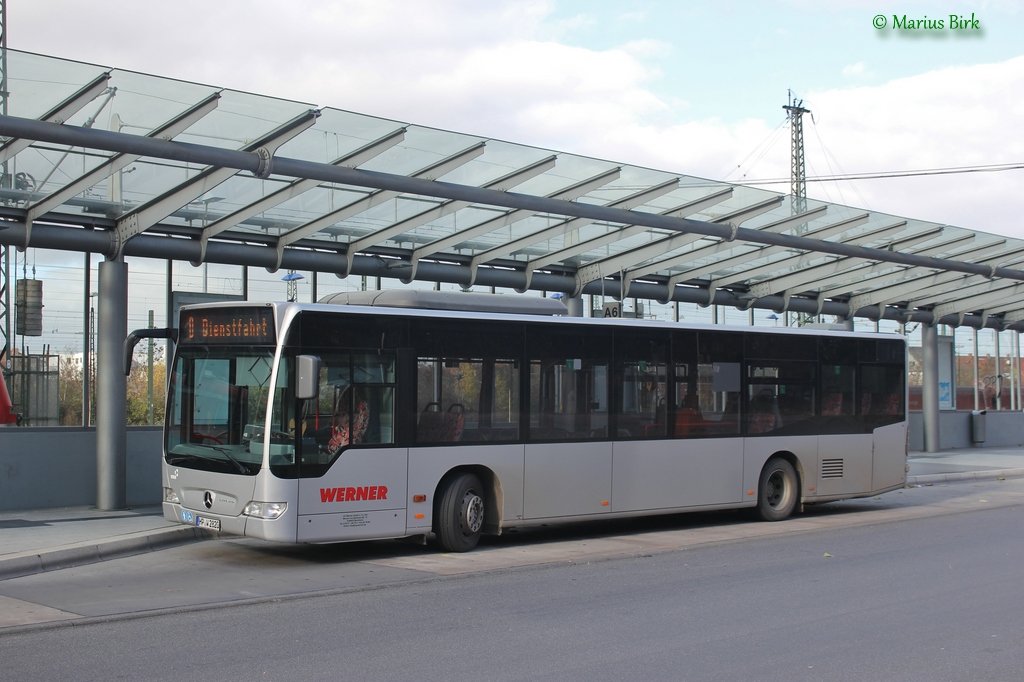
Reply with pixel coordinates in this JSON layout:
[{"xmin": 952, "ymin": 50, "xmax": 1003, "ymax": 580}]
[{"xmin": 165, "ymin": 347, "xmax": 291, "ymax": 476}]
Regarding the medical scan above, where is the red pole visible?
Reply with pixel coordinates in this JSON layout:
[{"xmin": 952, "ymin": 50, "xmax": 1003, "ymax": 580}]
[{"xmin": 0, "ymin": 370, "xmax": 18, "ymax": 424}]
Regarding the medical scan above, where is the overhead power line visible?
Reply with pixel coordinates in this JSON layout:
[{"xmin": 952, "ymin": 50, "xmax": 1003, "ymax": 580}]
[{"xmin": 734, "ymin": 162, "xmax": 1024, "ymax": 187}]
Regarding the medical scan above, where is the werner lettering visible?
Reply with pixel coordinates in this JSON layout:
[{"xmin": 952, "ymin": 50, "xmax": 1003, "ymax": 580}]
[{"xmin": 320, "ymin": 486, "xmax": 389, "ymax": 503}]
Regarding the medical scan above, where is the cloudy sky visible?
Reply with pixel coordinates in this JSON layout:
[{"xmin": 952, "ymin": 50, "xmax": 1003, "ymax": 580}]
[{"xmin": 11, "ymin": 0, "xmax": 1024, "ymax": 238}]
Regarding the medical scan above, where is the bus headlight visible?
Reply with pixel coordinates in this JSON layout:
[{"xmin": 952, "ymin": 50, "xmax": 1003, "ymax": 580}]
[
  {"xmin": 243, "ymin": 501, "xmax": 288, "ymax": 519},
  {"xmin": 163, "ymin": 487, "xmax": 181, "ymax": 504}
]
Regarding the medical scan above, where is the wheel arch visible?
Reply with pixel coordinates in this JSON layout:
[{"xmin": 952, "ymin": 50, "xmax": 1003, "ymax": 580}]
[{"xmin": 433, "ymin": 465, "xmax": 504, "ymax": 535}]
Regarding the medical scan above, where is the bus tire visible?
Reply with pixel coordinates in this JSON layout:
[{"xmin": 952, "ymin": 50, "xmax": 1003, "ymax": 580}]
[
  {"xmin": 436, "ymin": 473, "xmax": 485, "ymax": 552},
  {"xmin": 757, "ymin": 458, "xmax": 798, "ymax": 521}
]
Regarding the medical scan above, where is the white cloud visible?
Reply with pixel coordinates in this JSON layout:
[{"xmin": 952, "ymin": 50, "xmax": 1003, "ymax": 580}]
[
  {"xmin": 842, "ymin": 61, "xmax": 871, "ymax": 78},
  {"xmin": 798, "ymin": 57, "xmax": 1024, "ymax": 233}
]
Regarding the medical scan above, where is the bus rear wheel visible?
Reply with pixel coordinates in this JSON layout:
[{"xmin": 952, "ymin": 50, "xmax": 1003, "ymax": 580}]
[
  {"xmin": 757, "ymin": 458, "xmax": 798, "ymax": 521},
  {"xmin": 436, "ymin": 473, "xmax": 485, "ymax": 552}
]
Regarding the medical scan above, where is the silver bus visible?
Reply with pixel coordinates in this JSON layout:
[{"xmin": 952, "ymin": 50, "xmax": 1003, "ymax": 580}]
[{"xmin": 143, "ymin": 292, "xmax": 908, "ymax": 552}]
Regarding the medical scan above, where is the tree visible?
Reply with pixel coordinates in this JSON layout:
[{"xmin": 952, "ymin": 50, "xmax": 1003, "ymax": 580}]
[
  {"xmin": 58, "ymin": 347, "xmax": 168, "ymax": 426},
  {"xmin": 58, "ymin": 351, "xmax": 84, "ymax": 426},
  {"xmin": 126, "ymin": 346, "xmax": 166, "ymax": 425}
]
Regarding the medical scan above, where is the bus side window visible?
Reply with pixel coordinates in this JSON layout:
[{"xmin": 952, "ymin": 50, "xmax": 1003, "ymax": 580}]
[
  {"xmin": 696, "ymin": 331, "xmax": 743, "ymax": 436},
  {"xmin": 614, "ymin": 334, "xmax": 667, "ymax": 439},
  {"xmin": 696, "ymin": 361, "xmax": 741, "ymax": 435},
  {"xmin": 416, "ymin": 355, "xmax": 521, "ymax": 444},
  {"xmin": 416, "ymin": 358, "xmax": 478, "ymax": 443},
  {"xmin": 352, "ymin": 352, "xmax": 395, "ymax": 445},
  {"xmin": 859, "ymin": 363, "xmax": 904, "ymax": 427},
  {"xmin": 529, "ymin": 358, "xmax": 609, "ymax": 440},
  {"xmin": 307, "ymin": 352, "xmax": 396, "ymax": 459}
]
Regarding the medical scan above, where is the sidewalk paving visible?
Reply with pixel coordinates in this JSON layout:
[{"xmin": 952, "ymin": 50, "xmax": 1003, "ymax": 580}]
[
  {"xmin": 905, "ymin": 445, "xmax": 1024, "ymax": 484},
  {"xmin": 0, "ymin": 505, "xmax": 212, "ymax": 580},
  {"xmin": 3, "ymin": 445, "xmax": 1024, "ymax": 581}
]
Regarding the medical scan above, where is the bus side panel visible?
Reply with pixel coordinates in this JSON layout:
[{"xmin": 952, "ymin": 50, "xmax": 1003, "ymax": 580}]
[
  {"xmin": 872, "ymin": 422, "xmax": 908, "ymax": 491},
  {"xmin": 296, "ymin": 447, "xmax": 408, "ymax": 542},
  {"xmin": 743, "ymin": 435, "xmax": 819, "ymax": 501},
  {"xmin": 405, "ymin": 444, "xmax": 525, "ymax": 534},
  {"xmin": 524, "ymin": 442, "xmax": 612, "ymax": 519},
  {"xmin": 816, "ymin": 434, "xmax": 873, "ymax": 496},
  {"xmin": 611, "ymin": 438, "xmax": 744, "ymax": 512},
  {"xmin": 297, "ymin": 510, "xmax": 406, "ymax": 542}
]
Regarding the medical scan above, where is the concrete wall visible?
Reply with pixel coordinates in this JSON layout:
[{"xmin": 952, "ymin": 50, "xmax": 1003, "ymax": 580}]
[
  {"xmin": 0, "ymin": 427, "xmax": 162, "ymax": 511},
  {"xmin": 4, "ymin": 414, "xmax": 1024, "ymax": 511},
  {"xmin": 908, "ymin": 410, "xmax": 1024, "ymax": 451}
]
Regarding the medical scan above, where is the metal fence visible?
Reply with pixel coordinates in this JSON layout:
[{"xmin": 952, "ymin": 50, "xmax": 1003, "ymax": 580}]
[{"xmin": 6, "ymin": 351, "xmax": 59, "ymax": 426}]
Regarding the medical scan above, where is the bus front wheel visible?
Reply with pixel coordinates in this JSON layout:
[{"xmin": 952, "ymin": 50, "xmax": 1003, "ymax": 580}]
[
  {"xmin": 757, "ymin": 458, "xmax": 798, "ymax": 521},
  {"xmin": 436, "ymin": 473, "xmax": 485, "ymax": 552}
]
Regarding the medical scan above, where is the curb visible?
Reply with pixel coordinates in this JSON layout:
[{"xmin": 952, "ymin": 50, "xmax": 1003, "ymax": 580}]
[
  {"xmin": 0, "ymin": 525, "xmax": 214, "ymax": 581},
  {"xmin": 906, "ymin": 467, "xmax": 1024, "ymax": 486}
]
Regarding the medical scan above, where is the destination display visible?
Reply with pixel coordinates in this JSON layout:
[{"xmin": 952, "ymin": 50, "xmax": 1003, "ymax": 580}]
[{"xmin": 179, "ymin": 307, "xmax": 276, "ymax": 345}]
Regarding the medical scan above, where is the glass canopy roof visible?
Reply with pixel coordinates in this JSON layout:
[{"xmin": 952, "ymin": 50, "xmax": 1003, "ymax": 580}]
[{"xmin": 2, "ymin": 48, "xmax": 1023, "ymax": 325}]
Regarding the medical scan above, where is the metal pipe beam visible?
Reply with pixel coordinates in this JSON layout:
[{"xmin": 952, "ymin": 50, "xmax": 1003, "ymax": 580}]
[{"xmin": 2, "ymin": 115, "xmax": 1021, "ymax": 284}]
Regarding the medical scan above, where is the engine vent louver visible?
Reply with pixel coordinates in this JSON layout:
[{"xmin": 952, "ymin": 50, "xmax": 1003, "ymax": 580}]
[{"xmin": 821, "ymin": 458, "xmax": 844, "ymax": 479}]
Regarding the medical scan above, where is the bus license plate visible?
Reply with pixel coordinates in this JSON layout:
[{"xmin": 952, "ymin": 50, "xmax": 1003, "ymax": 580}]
[{"xmin": 196, "ymin": 515, "xmax": 221, "ymax": 531}]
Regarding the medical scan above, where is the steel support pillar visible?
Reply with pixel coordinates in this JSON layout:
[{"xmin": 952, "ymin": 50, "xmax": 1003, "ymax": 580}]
[
  {"xmin": 82, "ymin": 252, "xmax": 91, "ymax": 426},
  {"xmin": 1012, "ymin": 334, "xmax": 1018, "ymax": 411},
  {"xmin": 921, "ymin": 322, "xmax": 941, "ymax": 453},
  {"xmin": 995, "ymin": 330, "xmax": 1002, "ymax": 411},
  {"xmin": 1011, "ymin": 329, "xmax": 1019, "ymax": 409},
  {"xmin": 565, "ymin": 294, "xmax": 584, "ymax": 317},
  {"xmin": 96, "ymin": 258, "xmax": 127, "ymax": 510},
  {"xmin": 973, "ymin": 328, "xmax": 980, "ymax": 410}
]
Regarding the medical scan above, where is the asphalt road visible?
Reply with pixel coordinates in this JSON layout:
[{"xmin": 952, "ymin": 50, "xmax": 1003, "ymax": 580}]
[{"xmin": 1, "ymin": 478, "xmax": 1023, "ymax": 680}]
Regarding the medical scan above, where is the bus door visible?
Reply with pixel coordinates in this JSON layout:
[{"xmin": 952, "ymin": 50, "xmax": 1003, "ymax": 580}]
[{"xmin": 292, "ymin": 350, "xmax": 408, "ymax": 542}]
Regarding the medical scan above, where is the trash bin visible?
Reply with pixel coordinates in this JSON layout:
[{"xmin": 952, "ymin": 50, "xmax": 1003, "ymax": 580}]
[{"xmin": 971, "ymin": 409, "xmax": 987, "ymax": 443}]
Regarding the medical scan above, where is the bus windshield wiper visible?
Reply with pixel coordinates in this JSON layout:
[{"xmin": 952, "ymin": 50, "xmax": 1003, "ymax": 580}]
[
  {"xmin": 166, "ymin": 453, "xmax": 204, "ymax": 465},
  {"xmin": 209, "ymin": 445, "xmax": 250, "ymax": 474},
  {"xmin": 168, "ymin": 449, "xmax": 249, "ymax": 474}
]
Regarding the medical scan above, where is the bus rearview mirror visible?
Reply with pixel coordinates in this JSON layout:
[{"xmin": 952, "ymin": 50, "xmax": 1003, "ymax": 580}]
[{"xmin": 296, "ymin": 355, "xmax": 321, "ymax": 401}]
